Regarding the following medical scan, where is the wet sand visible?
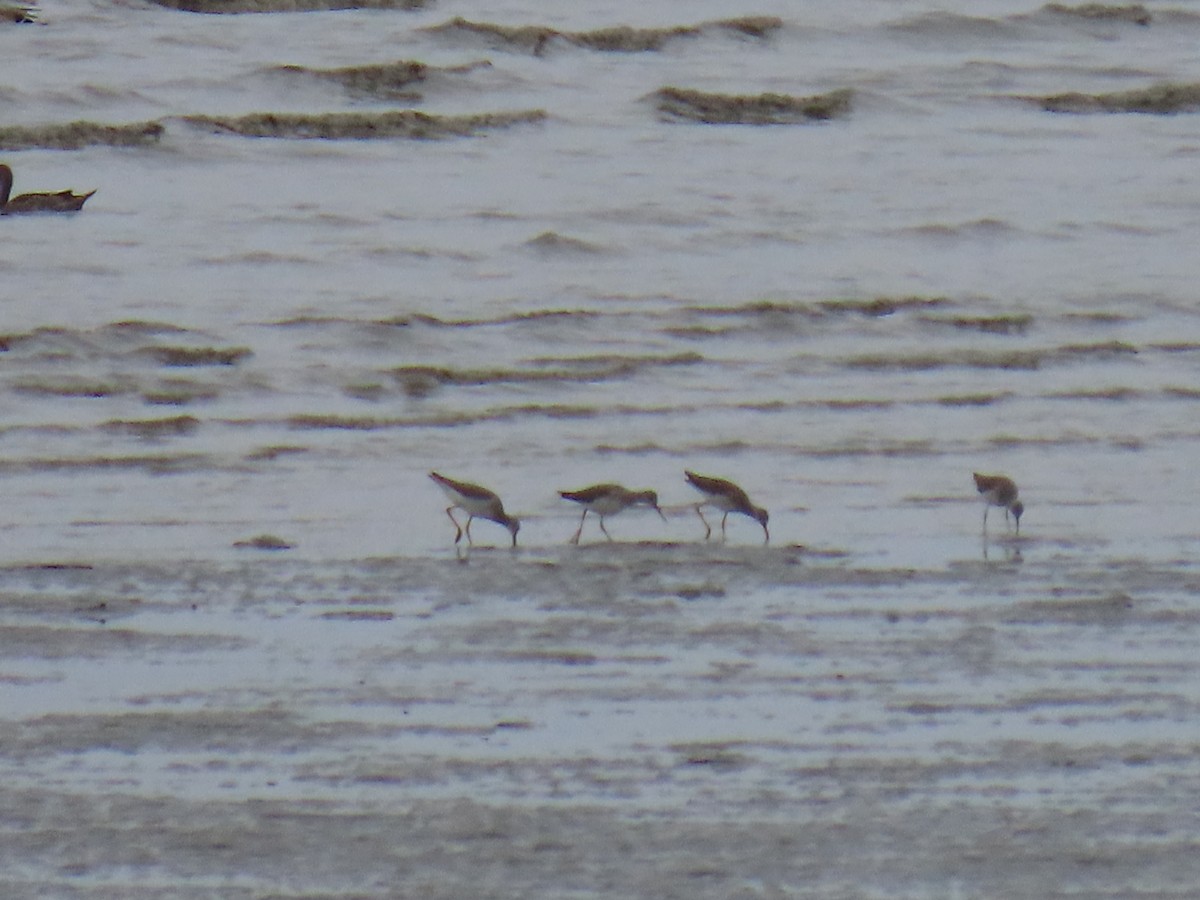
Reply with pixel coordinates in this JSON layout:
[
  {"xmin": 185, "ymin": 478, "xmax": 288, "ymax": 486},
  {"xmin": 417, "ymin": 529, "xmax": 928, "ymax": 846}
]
[{"xmin": 2, "ymin": 546, "xmax": 1198, "ymax": 897}]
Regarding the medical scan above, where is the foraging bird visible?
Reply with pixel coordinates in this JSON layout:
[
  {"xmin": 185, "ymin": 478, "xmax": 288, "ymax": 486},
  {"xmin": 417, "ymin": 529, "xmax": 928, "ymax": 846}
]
[
  {"xmin": 429, "ymin": 471, "xmax": 520, "ymax": 547},
  {"xmin": 684, "ymin": 470, "xmax": 769, "ymax": 544},
  {"xmin": 973, "ymin": 472, "xmax": 1023, "ymax": 536},
  {"xmin": 0, "ymin": 163, "xmax": 95, "ymax": 215},
  {"xmin": 559, "ymin": 483, "xmax": 666, "ymax": 544}
]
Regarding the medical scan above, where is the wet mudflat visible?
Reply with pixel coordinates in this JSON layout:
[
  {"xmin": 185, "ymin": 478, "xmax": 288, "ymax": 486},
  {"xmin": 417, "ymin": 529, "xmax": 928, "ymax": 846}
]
[
  {"xmin": 5, "ymin": 0, "xmax": 1200, "ymax": 895},
  {"xmin": 2, "ymin": 543, "xmax": 1198, "ymax": 898}
]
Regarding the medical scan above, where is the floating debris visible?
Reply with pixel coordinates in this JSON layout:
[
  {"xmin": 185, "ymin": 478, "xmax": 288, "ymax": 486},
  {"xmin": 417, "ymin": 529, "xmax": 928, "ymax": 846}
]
[
  {"xmin": 1042, "ymin": 3, "xmax": 1151, "ymax": 25},
  {"xmin": 182, "ymin": 108, "xmax": 547, "ymax": 139},
  {"xmin": 653, "ymin": 86, "xmax": 852, "ymax": 124},
  {"xmin": 1025, "ymin": 82, "xmax": 1200, "ymax": 114},
  {"xmin": 147, "ymin": 0, "xmax": 426, "ymax": 13},
  {"xmin": 0, "ymin": 119, "xmax": 164, "ymax": 151},
  {"xmin": 270, "ymin": 59, "xmax": 490, "ymax": 101},
  {"xmin": 423, "ymin": 15, "xmax": 782, "ymax": 55}
]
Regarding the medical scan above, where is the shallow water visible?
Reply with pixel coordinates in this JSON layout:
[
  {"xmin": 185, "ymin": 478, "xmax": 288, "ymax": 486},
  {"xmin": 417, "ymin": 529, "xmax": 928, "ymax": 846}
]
[{"xmin": 2, "ymin": 0, "xmax": 1200, "ymax": 896}]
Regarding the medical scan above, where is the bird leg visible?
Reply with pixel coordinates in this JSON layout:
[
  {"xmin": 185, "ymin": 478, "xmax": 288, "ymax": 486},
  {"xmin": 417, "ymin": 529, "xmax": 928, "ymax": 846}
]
[
  {"xmin": 720, "ymin": 512, "xmax": 729, "ymax": 542},
  {"xmin": 599, "ymin": 517, "xmax": 613, "ymax": 542},
  {"xmin": 464, "ymin": 516, "xmax": 477, "ymax": 546},
  {"xmin": 570, "ymin": 509, "xmax": 587, "ymax": 545},
  {"xmin": 445, "ymin": 507, "xmax": 464, "ymax": 544},
  {"xmin": 694, "ymin": 504, "xmax": 712, "ymax": 540}
]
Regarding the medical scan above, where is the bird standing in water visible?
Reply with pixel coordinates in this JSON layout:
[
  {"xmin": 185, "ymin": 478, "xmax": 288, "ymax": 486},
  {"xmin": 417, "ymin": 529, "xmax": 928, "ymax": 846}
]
[
  {"xmin": 559, "ymin": 483, "xmax": 666, "ymax": 544},
  {"xmin": 973, "ymin": 472, "xmax": 1023, "ymax": 536},
  {"xmin": 684, "ymin": 470, "xmax": 769, "ymax": 544},
  {"xmin": 429, "ymin": 472, "xmax": 520, "ymax": 547}
]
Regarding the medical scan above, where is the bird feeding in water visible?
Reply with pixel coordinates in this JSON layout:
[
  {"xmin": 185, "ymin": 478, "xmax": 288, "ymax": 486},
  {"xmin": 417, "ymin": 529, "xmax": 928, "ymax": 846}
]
[
  {"xmin": 684, "ymin": 470, "xmax": 769, "ymax": 544},
  {"xmin": 429, "ymin": 472, "xmax": 520, "ymax": 548},
  {"xmin": 973, "ymin": 472, "xmax": 1023, "ymax": 536},
  {"xmin": 559, "ymin": 483, "xmax": 667, "ymax": 544}
]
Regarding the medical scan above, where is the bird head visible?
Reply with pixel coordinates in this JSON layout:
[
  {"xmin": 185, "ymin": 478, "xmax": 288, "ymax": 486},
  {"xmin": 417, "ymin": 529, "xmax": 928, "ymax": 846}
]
[
  {"xmin": 754, "ymin": 506, "xmax": 770, "ymax": 543},
  {"xmin": 637, "ymin": 490, "xmax": 668, "ymax": 521}
]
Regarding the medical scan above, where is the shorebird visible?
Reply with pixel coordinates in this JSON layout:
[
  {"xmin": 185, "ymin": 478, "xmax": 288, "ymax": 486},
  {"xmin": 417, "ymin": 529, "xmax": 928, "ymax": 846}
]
[
  {"xmin": 429, "ymin": 472, "xmax": 520, "ymax": 547},
  {"xmin": 559, "ymin": 483, "xmax": 667, "ymax": 544},
  {"xmin": 0, "ymin": 163, "xmax": 95, "ymax": 215},
  {"xmin": 684, "ymin": 470, "xmax": 769, "ymax": 544},
  {"xmin": 973, "ymin": 472, "xmax": 1023, "ymax": 536}
]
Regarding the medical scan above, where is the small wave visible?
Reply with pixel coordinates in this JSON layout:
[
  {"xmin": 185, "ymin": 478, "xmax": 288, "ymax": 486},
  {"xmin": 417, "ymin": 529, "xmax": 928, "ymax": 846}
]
[
  {"xmin": 886, "ymin": 11, "xmax": 1026, "ymax": 41},
  {"xmin": 1022, "ymin": 82, "xmax": 1200, "ymax": 114},
  {"xmin": 392, "ymin": 352, "xmax": 702, "ymax": 397},
  {"xmin": 141, "ymin": 346, "xmax": 252, "ymax": 367},
  {"xmin": 988, "ymin": 433, "xmax": 1102, "ymax": 448},
  {"xmin": 845, "ymin": 341, "xmax": 1137, "ymax": 372},
  {"xmin": 936, "ymin": 392, "xmax": 1012, "ymax": 407},
  {"xmin": 233, "ymin": 534, "xmax": 294, "ymax": 551},
  {"xmin": 146, "ymin": 0, "xmax": 426, "ymax": 13},
  {"xmin": 421, "ymin": 16, "xmax": 781, "ymax": 55},
  {"xmin": 1, "ymin": 453, "xmax": 213, "ymax": 474},
  {"xmin": 921, "ymin": 314, "xmax": 1032, "ymax": 334},
  {"xmin": 822, "ymin": 398, "xmax": 894, "ymax": 411},
  {"xmin": 13, "ymin": 377, "xmax": 136, "ymax": 399},
  {"xmin": 806, "ymin": 440, "xmax": 939, "ymax": 459},
  {"xmin": 244, "ymin": 445, "xmax": 308, "ymax": 461},
  {"xmin": 1044, "ymin": 387, "xmax": 1140, "ymax": 401},
  {"xmin": 411, "ymin": 309, "xmax": 609, "ymax": 328},
  {"xmin": 268, "ymin": 59, "xmax": 491, "ymax": 102},
  {"xmin": 0, "ymin": 119, "xmax": 163, "ymax": 151},
  {"xmin": 818, "ymin": 296, "xmax": 949, "ymax": 317},
  {"xmin": 269, "ymin": 309, "xmax": 609, "ymax": 331},
  {"xmin": 1164, "ymin": 386, "xmax": 1200, "ymax": 399},
  {"xmin": 653, "ymin": 86, "xmax": 852, "ymax": 125},
  {"xmin": 1040, "ymin": 3, "xmax": 1151, "ymax": 26},
  {"xmin": 899, "ymin": 218, "xmax": 1018, "ymax": 239},
  {"xmin": 104, "ymin": 320, "xmax": 193, "ymax": 337},
  {"xmin": 683, "ymin": 296, "xmax": 948, "ymax": 322},
  {"xmin": 143, "ymin": 380, "xmax": 221, "ymax": 406},
  {"xmin": 846, "ymin": 351, "xmax": 1040, "ymax": 372},
  {"xmin": 198, "ymin": 251, "xmax": 317, "ymax": 265},
  {"xmin": 181, "ymin": 108, "xmax": 547, "ymax": 140},
  {"xmin": 102, "ymin": 416, "xmax": 202, "ymax": 438},
  {"xmin": 523, "ymin": 231, "xmax": 607, "ymax": 255}
]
